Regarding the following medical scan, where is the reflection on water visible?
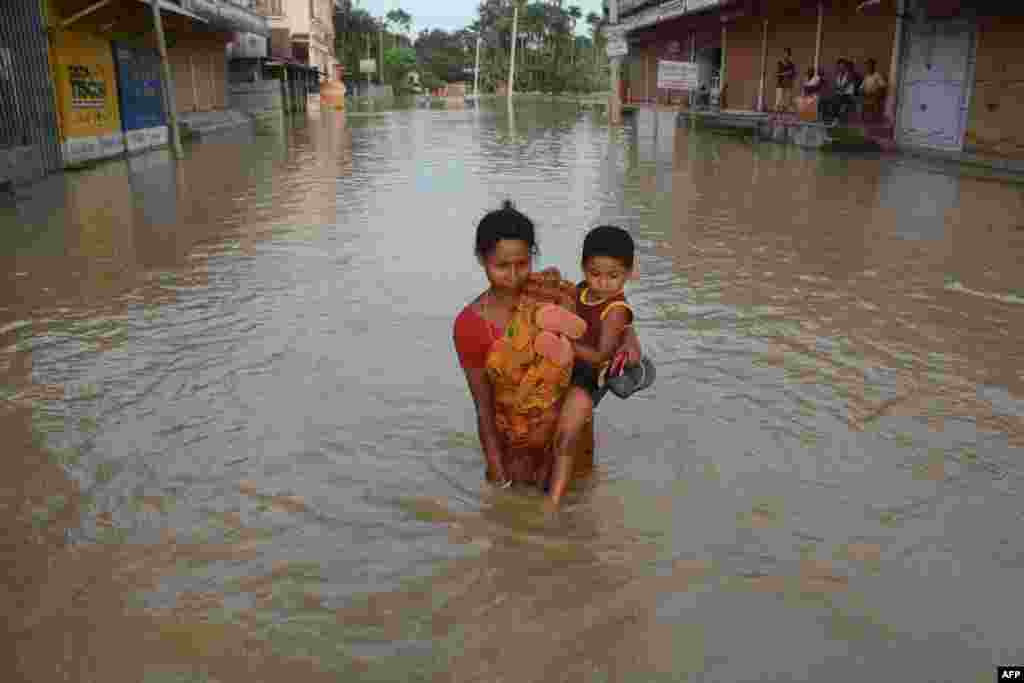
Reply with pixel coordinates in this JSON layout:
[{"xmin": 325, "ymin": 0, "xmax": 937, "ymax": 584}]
[{"xmin": 1, "ymin": 100, "xmax": 1022, "ymax": 682}]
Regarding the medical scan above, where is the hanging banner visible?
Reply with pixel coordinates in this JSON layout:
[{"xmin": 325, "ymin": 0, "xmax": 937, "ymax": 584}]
[
  {"xmin": 51, "ymin": 30, "xmax": 125, "ymax": 166},
  {"xmin": 657, "ymin": 60, "xmax": 699, "ymax": 90}
]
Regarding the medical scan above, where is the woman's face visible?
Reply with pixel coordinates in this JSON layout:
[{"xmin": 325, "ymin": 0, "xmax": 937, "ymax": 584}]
[{"xmin": 481, "ymin": 239, "xmax": 532, "ymax": 295}]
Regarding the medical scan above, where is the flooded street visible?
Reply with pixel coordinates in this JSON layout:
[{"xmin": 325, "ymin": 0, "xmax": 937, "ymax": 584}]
[{"xmin": 2, "ymin": 101, "xmax": 1023, "ymax": 682}]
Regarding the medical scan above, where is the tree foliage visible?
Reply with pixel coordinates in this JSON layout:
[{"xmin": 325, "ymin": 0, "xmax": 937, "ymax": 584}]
[{"xmin": 333, "ymin": 0, "xmax": 609, "ymax": 94}]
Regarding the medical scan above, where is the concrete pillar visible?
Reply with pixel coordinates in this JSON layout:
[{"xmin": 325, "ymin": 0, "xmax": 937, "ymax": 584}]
[{"xmin": 886, "ymin": 0, "xmax": 905, "ymax": 124}]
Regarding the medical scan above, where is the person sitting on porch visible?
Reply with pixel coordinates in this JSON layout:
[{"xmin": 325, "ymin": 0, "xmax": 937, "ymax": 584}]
[
  {"xmin": 774, "ymin": 48, "xmax": 797, "ymax": 113},
  {"xmin": 796, "ymin": 67, "xmax": 823, "ymax": 121},
  {"xmin": 860, "ymin": 58, "xmax": 887, "ymax": 123},
  {"xmin": 821, "ymin": 59, "xmax": 857, "ymax": 124}
]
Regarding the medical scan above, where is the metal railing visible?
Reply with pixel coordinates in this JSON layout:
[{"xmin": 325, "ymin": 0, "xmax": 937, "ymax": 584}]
[{"xmin": 0, "ymin": 0, "xmax": 62, "ymax": 176}]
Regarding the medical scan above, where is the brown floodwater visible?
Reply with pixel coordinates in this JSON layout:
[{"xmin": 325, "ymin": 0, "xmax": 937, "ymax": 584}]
[{"xmin": 1, "ymin": 101, "xmax": 1022, "ymax": 682}]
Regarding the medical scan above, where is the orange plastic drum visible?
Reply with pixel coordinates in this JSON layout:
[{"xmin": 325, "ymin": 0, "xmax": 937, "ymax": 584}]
[
  {"xmin": 797, "ymin": 95, "xmax": 818, "ymax": 122},
  {"xmin": 321, "ymin": 80, "xmax": 346, "ymax": 111}
]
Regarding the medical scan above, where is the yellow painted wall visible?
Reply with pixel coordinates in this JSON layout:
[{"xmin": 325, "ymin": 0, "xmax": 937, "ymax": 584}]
[{"xmin": 50, "ymin": 30, "xmax": 122, "ymax": 141}]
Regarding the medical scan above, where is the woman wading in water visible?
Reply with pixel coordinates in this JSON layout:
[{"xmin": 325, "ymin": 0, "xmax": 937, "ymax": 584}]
[{"xmin": 452, "ymin": 201, "xmax": 642, "ymax": 496}]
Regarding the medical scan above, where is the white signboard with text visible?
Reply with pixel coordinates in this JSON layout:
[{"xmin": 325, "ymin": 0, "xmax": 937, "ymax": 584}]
[{"xmin": 657, "ymin": 60, "xmax": 698, "ymax": 90}]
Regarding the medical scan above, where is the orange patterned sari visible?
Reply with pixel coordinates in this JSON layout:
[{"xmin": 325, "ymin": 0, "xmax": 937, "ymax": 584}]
[{"xmin": 484, "ymin": 269, "xmax": 594, "ymax": 485}]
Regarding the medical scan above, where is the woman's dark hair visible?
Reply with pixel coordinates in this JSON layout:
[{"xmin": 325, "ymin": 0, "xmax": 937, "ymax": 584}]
[
  {"xmin": 582, "ymin": 225, "xmax": 635, "ymax": 270},
  {"xmin": 474, "ymin": 200, "xmax": 539, "ymax": 259}
]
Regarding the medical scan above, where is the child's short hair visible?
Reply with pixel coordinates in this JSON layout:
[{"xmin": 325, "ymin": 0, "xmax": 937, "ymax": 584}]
[{"xmin": 582, "ymin": 225, "xmax": 635, "ymax": 270}]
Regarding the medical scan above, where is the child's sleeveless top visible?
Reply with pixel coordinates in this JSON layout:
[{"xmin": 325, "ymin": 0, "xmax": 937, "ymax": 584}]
[{"xmin": 576, "ymin": 284, "xmax": 633, "ymax": 351}]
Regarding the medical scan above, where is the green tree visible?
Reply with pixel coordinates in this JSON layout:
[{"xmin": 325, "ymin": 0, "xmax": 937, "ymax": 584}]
[
  {"xmin": 415, "ymin": 28, "xmax": 473, "ymax": 85},
  {"xmin": 385, "ymin": 8, "xmax": 413, "ymax": 49},
  {"xmin": 384, "ymin": 46, "xmax": 417, "ymax": 92}
]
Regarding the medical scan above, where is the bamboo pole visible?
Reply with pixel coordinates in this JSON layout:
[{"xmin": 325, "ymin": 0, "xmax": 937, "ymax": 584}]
[
  {"xmin": 189, "ymin": 55, "xmax": 199, "ymax": 111},
  {"xmin": 814, "ymin": 1, "xmax": 823, "ymax": 71},
  {"xmin": 757, "ymin": 19, "xmax": 768, "ymax": 111},
  {"xmin": 886, "ymin": 0, "xmax": 905, "ymax": 123},
  {"xmin": 150, "ymin": 0, "xmax": 183, "ymax": 159},
  {"xmin": 719, "ymin": 23, "xmax": 727, "ymax": 106}
]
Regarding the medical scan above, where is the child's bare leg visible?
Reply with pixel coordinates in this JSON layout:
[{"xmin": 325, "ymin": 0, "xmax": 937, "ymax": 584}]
[{"xmin": 547, "ymin": 387, "xmax": 594, "ymax": 507}]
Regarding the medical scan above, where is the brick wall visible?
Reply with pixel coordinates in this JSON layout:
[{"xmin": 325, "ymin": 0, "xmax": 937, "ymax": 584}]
[
  {"xmin": 725, "ymin": 16, "xmax": 763, "ymax": 111},
  {"xmin": 965, "ymin": 15, "xmax": 1024, "ymax": 159}
]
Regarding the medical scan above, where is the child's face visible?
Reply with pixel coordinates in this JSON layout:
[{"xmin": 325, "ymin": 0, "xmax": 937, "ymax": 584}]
[{"xmin": 582, "ymin": 256, "xmax": 631, "ymax": 298}]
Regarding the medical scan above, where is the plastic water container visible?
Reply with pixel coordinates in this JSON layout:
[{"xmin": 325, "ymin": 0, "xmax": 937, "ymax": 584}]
[{"xmin": 320, "ymin": 80, "xmax": 346, "ymax": 111}]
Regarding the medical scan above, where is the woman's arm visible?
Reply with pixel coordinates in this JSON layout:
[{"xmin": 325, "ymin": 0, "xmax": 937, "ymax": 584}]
[{"xmin": 461, "ymin": 367, "xmax": 508, "ymax": 483}]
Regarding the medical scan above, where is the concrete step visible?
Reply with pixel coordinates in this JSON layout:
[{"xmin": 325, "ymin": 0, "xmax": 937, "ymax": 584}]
[{"xmin": 178, "ymin": 110, "xmax": 254, "ymax": 138}]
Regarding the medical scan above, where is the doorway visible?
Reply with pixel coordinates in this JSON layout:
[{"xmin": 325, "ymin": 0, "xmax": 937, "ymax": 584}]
[{"xmin": 897, "ymin": 18, "xmax": 975, "ymax": 151}]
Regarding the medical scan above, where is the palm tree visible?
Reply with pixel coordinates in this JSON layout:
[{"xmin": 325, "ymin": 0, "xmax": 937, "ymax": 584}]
[
  {"xmin": 568, "ymin": 5, "xmax": 581, "ymax": 66},
  {"xmin": 585, "ymin": 11, "xmax": 602, "ymax": 88},
  {"xmin": 385, "ymin": 8, "xmax": 412, "ymax": 49}
]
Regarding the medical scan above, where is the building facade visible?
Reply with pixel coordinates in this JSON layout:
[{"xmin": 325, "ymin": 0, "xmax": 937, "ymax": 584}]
[
  {"xmin": 610, "ymin": 0, "xmax": 1024, "ymax": 161},
  {"xmin": 256, "ymin": 0, "xmax": 336, "ymax": 80},
  {"xmin": 45, "ymin": 0, "xmax": 268, "ymax": 167},
  {"xmin": 0, "ymin": 0, "xmax": 63, "ymax": 185}
]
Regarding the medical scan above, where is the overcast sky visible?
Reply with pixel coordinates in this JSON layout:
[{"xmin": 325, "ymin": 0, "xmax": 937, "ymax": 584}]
[{"xmin": 350, "ymin": 0, "xmax": 603, "ymax": 36}]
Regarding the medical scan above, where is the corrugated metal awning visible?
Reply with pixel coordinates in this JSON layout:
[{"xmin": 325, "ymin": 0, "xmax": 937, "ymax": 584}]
[
  {"xmin": 178, "ymin": 0, "xmax": 271, "ymax": 37},
  {"xmin": 136, "ymin": 0, "xmax": 208, "ymax": 23}
]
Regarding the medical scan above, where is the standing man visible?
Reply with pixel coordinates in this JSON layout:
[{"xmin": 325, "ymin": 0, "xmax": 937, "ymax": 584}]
[
  {"xmin": 775, "ymin": 48, "xmax": 796, "ymax": 113},
  {"xmin": 860, "ymin": 58, "xmax": 887, "ymax": 123}
]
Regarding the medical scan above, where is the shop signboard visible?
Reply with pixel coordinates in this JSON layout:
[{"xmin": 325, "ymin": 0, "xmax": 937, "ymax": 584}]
[
  {"xmin": 51, "ymin": 30, "xmax": 125, "ymax": 166},
  {"xmin": 359, "ymin": 59, "xmax": 376, "ymax": 74},
  {"xmin": 113, "ymin": 42, "xmax": 167, "ymax": 154},
  {"xmin": 657, "ymin": 60, "xmax": 698, "ymax": 91}
]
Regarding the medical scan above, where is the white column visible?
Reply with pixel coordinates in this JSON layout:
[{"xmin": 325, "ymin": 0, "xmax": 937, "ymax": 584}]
[
  {"xmin": 508, "ymin": 3, "xmax": 519, "ymax": 98},
  {"xmin": 757, "ymin": 19, "xmax": 768, "ymax": 111},
  {"xmin": 720, "ymin": 23, "xmax": 727, "ymax": 107},
  {"xmin": 473, "ymin": 34, "xmax": 482, "ymax": 97},
  {"xmin": 609, "ymin": 0, "xmax": 622, "ymax": 123},
  {"xmin": 814, "ymin": 1, "xmax": 823, "ymax": 71},
  {"xmin": 886, "ymin": 0, "xmax": 905, "ymax": 123}
]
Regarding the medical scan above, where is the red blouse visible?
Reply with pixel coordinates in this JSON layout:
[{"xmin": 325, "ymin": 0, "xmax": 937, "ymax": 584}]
[{"xmin": 453, "ymin": 303, "xmax": 504, "ymax": 370}]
